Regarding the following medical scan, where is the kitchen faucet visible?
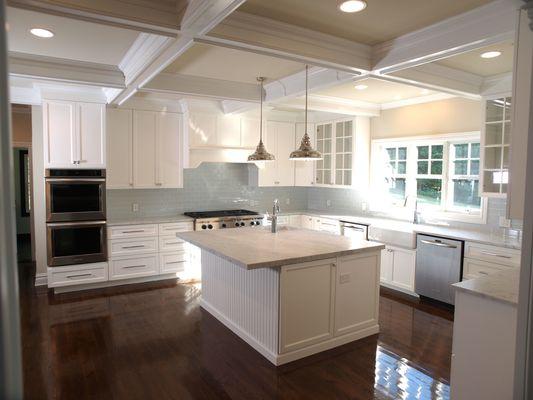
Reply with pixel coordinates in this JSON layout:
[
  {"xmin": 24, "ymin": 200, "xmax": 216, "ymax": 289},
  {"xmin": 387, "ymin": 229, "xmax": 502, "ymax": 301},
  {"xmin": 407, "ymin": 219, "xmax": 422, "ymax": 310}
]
[
  {"xmin": 404, "ymin": 195, "xmax": 421, "ymax": 224},
  {"xmin": 270, "ymin": 199, "xmax": 281, "ymax": 233}
]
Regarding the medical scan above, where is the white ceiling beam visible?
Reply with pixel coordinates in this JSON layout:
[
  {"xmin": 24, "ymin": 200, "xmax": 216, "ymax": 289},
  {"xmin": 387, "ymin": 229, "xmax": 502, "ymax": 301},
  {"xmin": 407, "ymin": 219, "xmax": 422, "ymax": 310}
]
[
  {"xmin": 141, "ymin": 72, "xmax": 260, "ymax": 101},
  {"xmin": 201, "ymin": 11, "xmax": 372, "ymax": 74},
  {"xmin": 8, "ymin": 52, "xmax": 125, "ymax": 88},
  {"xmin": 7, "ymin": 0, "xmax": 186, "ymax": 36},
  {"xmin": 273, "ymin": 95, "xmax": 380, "ymax": 117},
  {"xmin": 372, "ymin": 0, "xmax": 521, "ymax": 74},
  {"xmin": 110, "ymin": 0, "xmax": 246, "ymax": 105}
]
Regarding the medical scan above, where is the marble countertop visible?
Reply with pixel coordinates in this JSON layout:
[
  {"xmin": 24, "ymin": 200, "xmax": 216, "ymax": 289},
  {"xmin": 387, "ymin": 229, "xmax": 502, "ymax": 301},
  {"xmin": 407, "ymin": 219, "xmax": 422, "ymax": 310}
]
[
  {"xmin": 453, "ymin": 269, "xmax": 519, "ymax": 306},
  {"xmin": 177, "ymin": 226, "xmax": 385, "ymax": 270},
  {"xmin": 107, "ymin": 215, "xmax": 193, "ymax": 226}
]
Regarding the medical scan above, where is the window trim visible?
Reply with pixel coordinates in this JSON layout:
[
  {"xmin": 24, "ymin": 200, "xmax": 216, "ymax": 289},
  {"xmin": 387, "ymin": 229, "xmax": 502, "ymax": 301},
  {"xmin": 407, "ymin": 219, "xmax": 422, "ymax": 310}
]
[{"xmin": 370, "ymin": 132, "xmax": 487, "ymax": 224}]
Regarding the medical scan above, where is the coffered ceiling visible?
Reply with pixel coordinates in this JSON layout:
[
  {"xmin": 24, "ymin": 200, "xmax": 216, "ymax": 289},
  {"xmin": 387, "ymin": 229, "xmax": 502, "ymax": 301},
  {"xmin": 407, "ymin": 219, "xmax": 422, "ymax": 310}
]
[{"xmin": 238, "ymin": 0, "xmax": 494, "ymax": 45}]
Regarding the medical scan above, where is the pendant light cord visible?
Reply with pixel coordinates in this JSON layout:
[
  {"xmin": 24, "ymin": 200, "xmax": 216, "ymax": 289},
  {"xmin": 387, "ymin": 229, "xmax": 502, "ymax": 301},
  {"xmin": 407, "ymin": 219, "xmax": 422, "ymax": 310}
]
[
  {"xmin": 260, "ymin": 77, "xmax": 263, "ymax": 142},
  {"xmin": 305, "ymin": 65, "xmax": 308, "ymax": 129}
]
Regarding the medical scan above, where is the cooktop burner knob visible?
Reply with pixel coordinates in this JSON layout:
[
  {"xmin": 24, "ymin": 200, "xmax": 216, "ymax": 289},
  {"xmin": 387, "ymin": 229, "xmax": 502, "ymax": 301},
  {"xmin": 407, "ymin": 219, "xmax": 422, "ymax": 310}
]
[
  {"xmin": 235, "ymin": 222, "xmax": 240, "ymax": 227},
  {"xmin": 221, "ymin": 223, "xmax": 227, "ymax": 228},
  {"xmin": 201, "ymin": 224, "xmax": 207, "ymax": 230},
  {"xmin": 240, "ymin": 222, "xmax": 245, "ymax": 227},
  {"xmin": 208, "ymin": 224, "xmax": 213, "ymax": 229},
  {"xmin": 250, "ymin": 221, "xmax": 255, "ymax": 226}
]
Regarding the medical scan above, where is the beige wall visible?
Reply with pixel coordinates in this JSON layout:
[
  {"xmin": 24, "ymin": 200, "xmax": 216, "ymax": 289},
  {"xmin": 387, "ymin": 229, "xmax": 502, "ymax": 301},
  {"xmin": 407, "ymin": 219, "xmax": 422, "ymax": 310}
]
[
  {"xmin": 11, "ymin": 106, "xmax": 32, "ymax": 143},
  {"xmin": 371, "ymin": 98, "xmax": 482, "ymax": 139}
]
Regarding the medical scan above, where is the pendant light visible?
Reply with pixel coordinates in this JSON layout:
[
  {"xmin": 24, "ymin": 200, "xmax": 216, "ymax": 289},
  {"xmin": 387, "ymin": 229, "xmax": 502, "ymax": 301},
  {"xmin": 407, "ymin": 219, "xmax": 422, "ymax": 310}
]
[
  {"xmin": 289, "ymin": 65, "xmax": 322, "ymax": 160},
  {"xmin": 248, "ymin": 77, "xmax": 275, "ymax": 162}
]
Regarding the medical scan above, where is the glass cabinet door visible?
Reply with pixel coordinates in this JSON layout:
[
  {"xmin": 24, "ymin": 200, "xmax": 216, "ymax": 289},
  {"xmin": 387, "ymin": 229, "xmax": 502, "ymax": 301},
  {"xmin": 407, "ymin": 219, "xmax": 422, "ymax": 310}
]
[
  {"xmin": 334, "ymin": 120, "xmax": 353, "ymax": 186},
  {"xmin": 315, "ymin": 123, "xmax": 332, "ymax": 184},
  {"xmin": 481, "ymin": 97, "xmax": 511, "ymax": 196}
]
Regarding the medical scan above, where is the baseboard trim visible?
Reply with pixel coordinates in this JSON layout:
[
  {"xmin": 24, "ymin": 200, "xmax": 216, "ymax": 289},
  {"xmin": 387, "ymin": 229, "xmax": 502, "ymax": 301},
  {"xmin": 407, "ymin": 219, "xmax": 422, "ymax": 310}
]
[
  {"xmin": 35, "ymin": 273, "xmax": 48, "ymax": 287},
  {"xmin": 201, "ymin": 298, "xmax": 380, "ymax": 366}
]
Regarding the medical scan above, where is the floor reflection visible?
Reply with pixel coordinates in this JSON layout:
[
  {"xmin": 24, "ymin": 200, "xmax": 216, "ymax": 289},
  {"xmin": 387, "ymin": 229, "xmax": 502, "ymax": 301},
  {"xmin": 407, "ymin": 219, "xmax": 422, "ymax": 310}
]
[{"xmin": 375, "ymin": 346, "xmax": 450, "ymax": 400}]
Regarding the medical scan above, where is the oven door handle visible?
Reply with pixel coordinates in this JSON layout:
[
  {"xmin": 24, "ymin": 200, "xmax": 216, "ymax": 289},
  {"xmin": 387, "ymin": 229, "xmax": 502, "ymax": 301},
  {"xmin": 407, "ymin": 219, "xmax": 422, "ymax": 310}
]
[
  {"xmin": 46, "ymin": 178, "xmax": 106, "ymax": 183},
  {"xmin": 47, "ymin": 221, "xmax": 107, "ymax": 227}
]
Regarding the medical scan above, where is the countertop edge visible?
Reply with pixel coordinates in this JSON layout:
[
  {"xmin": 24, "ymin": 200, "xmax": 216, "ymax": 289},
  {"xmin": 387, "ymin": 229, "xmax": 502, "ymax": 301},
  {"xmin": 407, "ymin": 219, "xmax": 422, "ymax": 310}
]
[{"xmin": 452, "ymin": 270, "xmax": 519, "ymax": 306}]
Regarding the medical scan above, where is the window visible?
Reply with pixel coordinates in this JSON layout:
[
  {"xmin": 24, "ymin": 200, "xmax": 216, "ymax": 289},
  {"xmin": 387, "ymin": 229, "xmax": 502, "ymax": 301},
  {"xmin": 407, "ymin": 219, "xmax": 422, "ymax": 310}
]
[
  {"xmin": 372, "ymin": 134, "xmax": 485, "ymax": 221},
  {"xmin": 315, "ymin": 119, "xmax": 354, "ymax": 186}
]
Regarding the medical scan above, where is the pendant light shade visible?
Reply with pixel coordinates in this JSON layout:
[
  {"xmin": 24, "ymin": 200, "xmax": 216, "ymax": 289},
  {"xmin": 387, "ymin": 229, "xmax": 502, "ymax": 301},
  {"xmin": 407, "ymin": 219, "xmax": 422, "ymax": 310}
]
[
  {"xmin": 289, "ymin": 65, "xmax": 322, "ymax": 161},
  {"xmin": 248, "ymin": 77, "xmax": 275, "ymax": 162}
]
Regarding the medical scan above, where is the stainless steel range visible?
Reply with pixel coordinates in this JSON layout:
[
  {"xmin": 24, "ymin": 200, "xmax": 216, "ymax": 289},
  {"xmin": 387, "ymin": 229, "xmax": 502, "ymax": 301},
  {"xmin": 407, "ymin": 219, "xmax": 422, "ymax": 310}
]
[{"xmin": 184, "ymin": 210, "xmax": 264, "ymax": 230}]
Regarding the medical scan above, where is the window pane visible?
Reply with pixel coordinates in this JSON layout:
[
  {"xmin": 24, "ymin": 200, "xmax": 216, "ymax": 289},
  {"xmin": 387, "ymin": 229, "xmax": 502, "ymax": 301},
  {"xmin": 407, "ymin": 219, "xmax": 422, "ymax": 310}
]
[
  {"xmin": 470, "ymin": 160, "xmax": 479, "ymax": 175},
  {"xmin": 324, "ymin": 154, "xmax": 331, "ymax": 168},
  {"xmin": 388, "ymin": 178, "xmax": 406, "ymax": 199},
  {"xmin": 418, "ymin": 161, "xmax": 428, "ymax": 174},
  {"xmin": 317, "ymin": 159, "xmax": 323, "ymax": 169},
  {"xmin": 325, "ymin": 125, "xmax": 332, "ymax": 138},
  {"xmin": 431, "ymin": 161, "xmax": 442, "ymax": 175},
  {"xmin": 344, "ymin": 137, "xmax": 352, "ymax": 151},
  {"xmin": 397, "ymin": 161, "xmax": 406, "ymax": 174},
  {"xmin": 455, "ymin": 144, "xmax": 468, "ymax": 158},
  {"xmin": 454, "ymin": 160, "xmax": 468, "ymax": 175},
  {"xmin": 336, "ymin": 154, "xmax": 343, "ymax": 168},
  {"xmin": 398, "ymin": 147, "xmax": 407, "ymax": 160},
  {"xmin": 471, "ymin": 143, "xmax": 480, "ymax": 158},
  {"xmin": 336, "ymin": 122, "xmax": 344, "ymax": 137},
  {"xmin": 431, "ymin": 145, "xmax": 443, "ymax": 159},
  {"xmin": 317, "ymin": 126, "xmax": 323, "ymax": 139},
  {"xmin": 336, "ymin": 170, "xmax": 343, "ymax": 184},
  {"xmin": 324, "ymin": 172, "xmax": 331, "ymax": 185},
  {"xmin": 324, "ymin": 139, "xmax": 331, "ymax": 153},
  {"xmin": 336, "ymin": 138, "xmax": 343, "ymax": 152},
  {"xmin": 316, "ymin": 170, "xmax": 323, "ymax": 184},
  {"xmin": 344, "ymin": 154, "xmax": 352, "ymax": 169},
  {"xmin": 486, "ymin": 99, "xmax": 504, "ymax": 122},
  {"xmin": 344, "ymin": 170, "xmax": 351, "ymax": 186},
  {"xmin": 317, "ymin": 140, "xmax": 323, "ymax": 152},
  {"xmin": 417, "ymin": 179, "xmax": 442, "ymax": 205},
  {"xmin": 417, "ymin": 146, "xmax": 429, "ymax": 159},
  {"xmin": 386, "ymin": 148, "xmax": 396, "ymax": 161},
  {"xmin": 453, "ymin": 180, "xmax": 481, "ymax": 209}
]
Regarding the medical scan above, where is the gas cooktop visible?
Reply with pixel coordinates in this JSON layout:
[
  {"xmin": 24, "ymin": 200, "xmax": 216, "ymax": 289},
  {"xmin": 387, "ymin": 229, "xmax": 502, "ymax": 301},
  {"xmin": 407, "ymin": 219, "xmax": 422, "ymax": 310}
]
[{"xmin": 183, "ymin": 209, "xmax": 259, "ymax": 219}]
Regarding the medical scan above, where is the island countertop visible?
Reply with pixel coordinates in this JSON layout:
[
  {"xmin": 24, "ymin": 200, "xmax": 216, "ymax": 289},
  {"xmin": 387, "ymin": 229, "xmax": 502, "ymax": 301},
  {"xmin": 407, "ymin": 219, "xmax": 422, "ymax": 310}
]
[{"xmin": 177, "ymin": 226, "xmax": 385, "ymax": 270}]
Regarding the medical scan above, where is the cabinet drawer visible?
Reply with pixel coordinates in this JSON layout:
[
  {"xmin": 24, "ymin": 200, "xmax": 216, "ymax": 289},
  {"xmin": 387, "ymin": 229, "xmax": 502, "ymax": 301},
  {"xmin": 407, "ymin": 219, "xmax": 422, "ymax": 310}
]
[
  {"xmin": 48, "ymin": 262, "xmax": 108, "ymax": 288},
  {"xmin": 465, "ymin": 242, "xmax": 520, "ymax": 267},
  {"xmin": 320, "ymin": 219, "xmax": 340, "ymax": 234},
  {"xmin": 277, "ymin": 216, "xmax": 290, "ymax": 225},
  {"xmin": 108, "ymin": 224, "xmax": 158, "ymax": 239},
  {"xmin": 158, "ymin": 222, "xmax": 193, "ymax": 235},
  {"xmin": 160, "ymin": 252, "xmax": 187, "ymax": 274},
  {"xmin": 463, "ymin": 258, "xmax": 511, "ymax": 280},
  {"xmin": 109, "ymin": 254, "xmax": 159, "ymax": 280},
  {"xmin": 159, "ymin": 235, "xmax": 186, "ymax": 252},
  {"xmin": 109, "ymin": 237, "xmax": 158, "ymax": 257}
]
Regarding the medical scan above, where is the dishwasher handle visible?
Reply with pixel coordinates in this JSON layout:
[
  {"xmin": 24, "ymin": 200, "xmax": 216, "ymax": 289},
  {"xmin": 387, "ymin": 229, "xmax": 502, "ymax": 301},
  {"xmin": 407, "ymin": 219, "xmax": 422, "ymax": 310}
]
[{"xmin": 420, "ymin": 239, "xmax": 457, "ymax": 249}]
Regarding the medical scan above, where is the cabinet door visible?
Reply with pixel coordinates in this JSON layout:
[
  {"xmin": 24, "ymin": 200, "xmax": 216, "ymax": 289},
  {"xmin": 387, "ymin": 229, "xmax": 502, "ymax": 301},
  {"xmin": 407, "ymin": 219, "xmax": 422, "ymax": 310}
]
[
  {"xmin": 133, "ymin": 110, "xmax": 157, "ymax": 188},
  {"xmin": 301, "ymin": 215, "xmax": 314, "ymax": 229},
  {"xmin": 315, "ymin": 123, "xmax": 333, "ymax": 185},
  {"xmin": 380, "ymin": 248, "xmax": 393, "ymax": 283},
  {"xmin": 216, "ymin": 115, "xmax": 241, "ymax": 147},
  {"xmin": 43, "ymin": 100, "xmax": 76, "ymax": 168},
  {"xmin": 77, "ymin": 102, "xmax": 106, "ymax": 168},
  {"xmin": 288, "ymin": 215, "xmax": 301, "ymax": 228},
  {"xmin": 276, "ymin": 122, "xmax": 296, "ymax": 186},
  {"xmin": 189, "ymin": 113, "xmax": 217, "ymax": 147},
  {"xmin": 294, "ymin": 123, "xmax": 315, "ymax": 186},
  {"xmin": 241, "ymin": 118, "xmax": 260, "ymax": 148},
  {"xmin": 157, "ymin": 112, "xmax": 182, "ymax": 188},
  {"xmin": 106, "ymin": 108, "xmax": 133, "ymax": 189},
  {"xmin": 279, "ymin": 260, "xmax": 335, "ymax": 353},
  {"xmin": 391, "ymin": 247, "xmax": 416, "ymax": 292}
]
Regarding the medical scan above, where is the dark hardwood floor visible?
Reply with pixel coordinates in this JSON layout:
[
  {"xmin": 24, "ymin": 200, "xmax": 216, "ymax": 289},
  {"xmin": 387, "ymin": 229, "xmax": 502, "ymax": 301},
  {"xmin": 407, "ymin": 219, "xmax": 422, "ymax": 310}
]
[{"xmin": 19, "ymin": 262, "xmax": 453, "ymax": 400}]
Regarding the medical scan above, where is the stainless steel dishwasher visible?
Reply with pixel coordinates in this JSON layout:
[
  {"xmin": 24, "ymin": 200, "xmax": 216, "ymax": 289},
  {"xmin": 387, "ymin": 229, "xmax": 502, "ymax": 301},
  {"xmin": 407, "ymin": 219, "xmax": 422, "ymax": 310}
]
[{"xmin": 415, "ymin": 234, "xmax": 463, "ymax": 305}]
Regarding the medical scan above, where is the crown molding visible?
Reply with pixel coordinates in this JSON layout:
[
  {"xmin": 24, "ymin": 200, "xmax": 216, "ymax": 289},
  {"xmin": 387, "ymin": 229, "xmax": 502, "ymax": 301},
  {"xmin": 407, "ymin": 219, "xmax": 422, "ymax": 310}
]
[
  {"xmin": 373, "ymin": 0, "xmax": 521, "ymax": 74},
  {"xmin": 9, "ymin": 52, "xmax": 125, "ymax": 89},
  {"xmin": 480, "ymin": 72, "xmax": 513, "ymax": 97},
  {"xmin": 380, "ymin": 93, "xmax": 456, "ymax": 110}
]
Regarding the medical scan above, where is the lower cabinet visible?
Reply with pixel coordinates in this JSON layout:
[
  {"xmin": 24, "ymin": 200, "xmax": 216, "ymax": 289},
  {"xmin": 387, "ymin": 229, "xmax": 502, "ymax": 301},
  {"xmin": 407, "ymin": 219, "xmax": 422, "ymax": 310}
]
[
  {"xmin": 462, "ymin": 241, "xmax": 520, "ymax": 280},
  {"xmin": 380, "ymin": 246, "xmax": 416, "ymax": 293},
  {"xmin": 109, "ymin": 253, "xmax": 159, "ymax": 280},
  {"xmin": 48, "ymin": 262, "xmax": 108, "ymax": 288}
]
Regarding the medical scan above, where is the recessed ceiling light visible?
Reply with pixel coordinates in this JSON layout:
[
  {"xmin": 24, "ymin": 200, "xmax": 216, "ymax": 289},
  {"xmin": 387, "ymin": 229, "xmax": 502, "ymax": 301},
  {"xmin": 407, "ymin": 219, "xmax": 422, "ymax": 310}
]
[
  {"xmin": 355, "ymin": 84, "xmax": 368, "ymax": 90},
  {"xmin": 30, "ymin": 28, "xmax": 54, "ymax": 38},
  {"xmin": 338, "ymin": 0, "xmax": 367, "ymax": 13},
  {"xmin": 481, "ymin": 51, "xmax": 501, "ymax": 59}
]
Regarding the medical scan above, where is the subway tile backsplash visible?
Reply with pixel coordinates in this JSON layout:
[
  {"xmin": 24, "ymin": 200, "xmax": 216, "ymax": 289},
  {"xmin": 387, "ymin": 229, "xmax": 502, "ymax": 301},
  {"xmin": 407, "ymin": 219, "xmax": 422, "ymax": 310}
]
[{"xmin": 108, "ymin": 163, "xmax": 522, "ymax": 234}]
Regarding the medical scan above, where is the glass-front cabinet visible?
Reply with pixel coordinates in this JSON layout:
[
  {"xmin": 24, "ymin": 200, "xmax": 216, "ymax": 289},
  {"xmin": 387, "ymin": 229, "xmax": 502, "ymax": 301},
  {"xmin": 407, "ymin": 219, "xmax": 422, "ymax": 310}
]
[{"xmin": 481, "ymin": 96, "xmax": 511, "ymax": 197}]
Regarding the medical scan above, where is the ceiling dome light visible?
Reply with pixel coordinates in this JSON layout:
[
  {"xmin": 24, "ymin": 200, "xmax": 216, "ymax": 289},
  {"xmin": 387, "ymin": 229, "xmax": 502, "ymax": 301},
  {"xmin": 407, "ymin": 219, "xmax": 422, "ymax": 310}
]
[
  {"xmin": 338, "ymin": 0, "xmax": 367, "ymax": 13},
  {"xmin": 355, "ymin": 84, "xmax": 368, "ymax": 90},
  {"xmin": 30, "ymin": 28, "xmax": 54, "ymax": 38},
  {"xmin": 481, "ymin": 51, "xmax": 501, "ymax": 59}
]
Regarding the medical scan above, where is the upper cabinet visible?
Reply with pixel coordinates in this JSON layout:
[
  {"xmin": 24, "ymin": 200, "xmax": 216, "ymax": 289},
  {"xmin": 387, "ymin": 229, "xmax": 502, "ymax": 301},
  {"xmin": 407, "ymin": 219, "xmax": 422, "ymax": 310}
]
[
  {"xmin": 315, "ymin": 117, "xmax": 370, "ymax": 188},
  {"xmin": 43, "ymin": 100, "xmax": 106, "ymax": 169},
  {"xmin": 188, "ymin": 113, "xmax": 258, "ymax": 149},
  {"xmin": 480, "ymin": 96, "xmax": 511, "ymax": 197},
  {"xmin": 107, "ymin": 108, "xmax": 183, "ymax": 189},
  {"xmin": 257, "ymin": 121, "xmax": 296, "ymax": 187}
]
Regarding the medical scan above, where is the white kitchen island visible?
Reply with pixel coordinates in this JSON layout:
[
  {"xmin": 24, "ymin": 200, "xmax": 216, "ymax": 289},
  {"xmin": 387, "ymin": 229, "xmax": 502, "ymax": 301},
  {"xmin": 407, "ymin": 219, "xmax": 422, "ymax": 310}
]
[{"xmin": 177, "ymin": 226, "xmax": 384, "ymax": 365}]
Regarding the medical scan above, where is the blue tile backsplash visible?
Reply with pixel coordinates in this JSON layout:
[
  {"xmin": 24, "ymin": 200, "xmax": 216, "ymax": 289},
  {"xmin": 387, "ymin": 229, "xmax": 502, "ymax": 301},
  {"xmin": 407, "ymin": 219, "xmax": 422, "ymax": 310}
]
[{"xmin": 108, "ymin": 163, "xmax": 521, "ymax": 233}]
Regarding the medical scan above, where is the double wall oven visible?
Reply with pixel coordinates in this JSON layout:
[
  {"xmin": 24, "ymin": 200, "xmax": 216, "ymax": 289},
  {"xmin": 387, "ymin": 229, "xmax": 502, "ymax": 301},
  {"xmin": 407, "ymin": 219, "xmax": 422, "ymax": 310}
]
[{"xmin": 46, "ymin": 169, "xmax": 107, "ymax": 267}]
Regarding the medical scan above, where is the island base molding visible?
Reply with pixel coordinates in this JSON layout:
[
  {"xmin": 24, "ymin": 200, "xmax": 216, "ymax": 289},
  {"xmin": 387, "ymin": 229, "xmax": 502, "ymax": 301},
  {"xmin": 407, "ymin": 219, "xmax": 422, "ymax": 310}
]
[{"xmin": 200, "ymin": 249, "xmax": 381, "ymax": 366}]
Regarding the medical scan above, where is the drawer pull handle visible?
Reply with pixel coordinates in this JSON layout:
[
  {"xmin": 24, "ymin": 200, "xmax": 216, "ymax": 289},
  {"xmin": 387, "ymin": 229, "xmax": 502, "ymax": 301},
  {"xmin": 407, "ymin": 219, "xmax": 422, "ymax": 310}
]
[
  {"xmin": 479, "ymin": 251, "xmax": 512, "ymax": 259},
  {"xmin": 166, "ymin": 242, "xmax": 181, "ymax": 245},
  {"xmin": 122, "ymin": 230, "xmax": 146, "ymax": 233},
  {"xmin": 66, "ymin": 273, "xmax": 93, "ymax": 279},
  {"xmin": 122, "ymin": 245, "xmax": 145, "ymax": 249},
  {"xmin": 478, "ymin": 271, "xmax": 489, "ymax": 275},
  {"xmin": 124, "ymin": 264, "xmax": 146, "ymax": 269},
  {"xmin": 166, "ymin": 261, "xmax": 184, "ymax": 265},
  {"xmin": 420, "ymin": 239, "xmax": 457, "ymax": 249}
]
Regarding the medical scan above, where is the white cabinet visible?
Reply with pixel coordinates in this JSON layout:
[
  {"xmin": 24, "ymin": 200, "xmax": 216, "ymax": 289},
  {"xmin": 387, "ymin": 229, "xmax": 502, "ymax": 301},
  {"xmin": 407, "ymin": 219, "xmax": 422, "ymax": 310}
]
[
  {"xmin": 47, "ymin": 262, "xmax": 108, "ymax": 288},
  {"xmin": 288, "ymin": 214, "xmax": 302, "ymax": 228},
  {"xmin": 462, "ymin": 241, "xmax": 520, "ymax": 280},
  {"xmin": 257, "ymin": 121, "xmax": 296, "ymax": 186},
  {"xmin": 380, "ymin": 246, "xmax": 416, "ymax": 293},
  {"xmin": 107, "ymin": 108, "xmax": 133, "ymax": 188},
  {"xmin": 189, "ymin": 113, "xmax": 249, "ymax": 148},
  {"xmin": 241, "ymin": 118, "xmax": 260, "ymax": 148},
  {"xmin": 189, "ymin": 113, "xmax": 217, "ymax": 147},
  {"xmin": 108, "ymin": 109, "xmax": 182, "ymax": 189},
  {"xmin": 294, "ymin": 123, "xmax": 316, "ymax": 186},
  {"xmin": 319, "ymin": 218, "xmax": 340, "ymax": 235},
  {"xmin": 216, "ymin": 115, "xmax": 241, "ymax": 147},
  {"xmin": 43, "ymin": 100, "xmax": 105, "ymax": 169}
]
